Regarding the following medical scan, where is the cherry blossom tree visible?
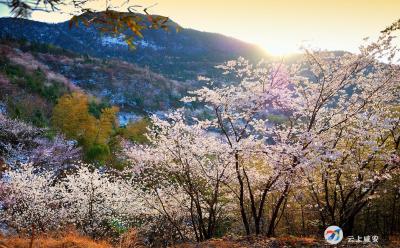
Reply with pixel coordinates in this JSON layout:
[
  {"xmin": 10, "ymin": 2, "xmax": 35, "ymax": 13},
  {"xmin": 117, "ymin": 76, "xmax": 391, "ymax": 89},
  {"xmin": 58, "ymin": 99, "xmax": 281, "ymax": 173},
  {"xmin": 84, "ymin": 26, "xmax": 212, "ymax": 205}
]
[
  {"xmin": 182, "ymin": 58, "xmax": 299, "ymax": 236},
  {"xmin": 294, "ymin": 34, "xmax": 400, "ymax": 234},
  {"xmin": 125, "ymin": 111, "xmax": 235, "ymax": 242},
  {"xmin": 29, "ymin": 135, "xmax": 81, "ymax": 176},
  {"xmin": 58, "ymin": 165, "xmax": 145, "ymax": 237}
]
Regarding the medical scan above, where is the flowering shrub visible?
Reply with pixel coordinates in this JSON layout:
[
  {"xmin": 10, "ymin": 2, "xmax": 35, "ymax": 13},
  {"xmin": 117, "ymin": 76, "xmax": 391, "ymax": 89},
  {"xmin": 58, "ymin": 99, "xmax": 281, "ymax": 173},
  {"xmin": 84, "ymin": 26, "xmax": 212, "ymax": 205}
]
[
  {"xmin": 0, "ymin": 113, "xmax": 81, "ymax": 172},
  {"xmin": 58, "ymin": 166, "xmax": 144, "ymax": 237},
  {"xmin": 0, "ymin": 164, "xmax": 144, "ymax": 238},
  {"xmin": 0, "ymin": 165, "xmax": 62, "ymax": 233}
]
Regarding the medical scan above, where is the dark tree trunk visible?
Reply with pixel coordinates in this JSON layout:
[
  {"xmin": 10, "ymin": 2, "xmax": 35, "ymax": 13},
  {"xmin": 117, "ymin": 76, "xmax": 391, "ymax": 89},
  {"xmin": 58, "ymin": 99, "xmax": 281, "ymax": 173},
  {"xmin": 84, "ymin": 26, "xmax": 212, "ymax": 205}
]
[
  {"xmin": 267, "ymin": 183, "xmax": 289, "ymax": 237},
  {"xmin": 235, "ymin": 152, "xmax": 250, "ymax": 235}
]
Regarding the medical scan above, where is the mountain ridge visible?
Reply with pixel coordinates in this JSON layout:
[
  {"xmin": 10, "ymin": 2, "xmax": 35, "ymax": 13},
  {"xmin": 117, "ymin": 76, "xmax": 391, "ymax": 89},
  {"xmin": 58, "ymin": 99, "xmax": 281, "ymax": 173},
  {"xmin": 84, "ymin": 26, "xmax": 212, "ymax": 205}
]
[{"xmin": 0, "ymin": 15, "xmax": 268, "ymax": 81}]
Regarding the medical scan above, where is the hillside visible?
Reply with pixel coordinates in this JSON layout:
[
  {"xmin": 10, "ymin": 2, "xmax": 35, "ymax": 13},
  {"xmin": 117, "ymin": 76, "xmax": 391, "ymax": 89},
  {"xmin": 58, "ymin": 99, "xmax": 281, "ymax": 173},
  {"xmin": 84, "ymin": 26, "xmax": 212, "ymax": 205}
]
[
  {"xmin": 0, "ymin": 39, "xmax": 192, "ymax": 125},
  {"xmin": 0, "ymin": 15, "xmax": 268, "ymax": 81},
  {"xmin": 0, "ymin": 41, "xmax": 77, "ymax": 126}
]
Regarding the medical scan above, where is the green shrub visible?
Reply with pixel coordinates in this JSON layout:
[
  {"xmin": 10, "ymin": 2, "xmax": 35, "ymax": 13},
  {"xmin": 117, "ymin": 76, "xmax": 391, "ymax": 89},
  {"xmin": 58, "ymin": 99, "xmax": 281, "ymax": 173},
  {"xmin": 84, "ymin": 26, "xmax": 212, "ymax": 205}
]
[
  {"xmin": 85, "ymin": 143, "xmax": 110, "ymax": 164},
  {"xmin": 89, "ymin": 101, "xmax": 111, "ymax": 118},
  {"xmin": 1, "ymin": 60, "xmax": 69, "ymax": 104}
]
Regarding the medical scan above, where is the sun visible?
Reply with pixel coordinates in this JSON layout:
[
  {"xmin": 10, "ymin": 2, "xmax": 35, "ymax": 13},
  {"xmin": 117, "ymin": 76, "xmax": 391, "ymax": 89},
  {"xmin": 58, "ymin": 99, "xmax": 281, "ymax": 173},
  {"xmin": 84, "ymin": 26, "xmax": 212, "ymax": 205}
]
[{"xmin": 258, "ymin": 41, "xmax": 301, "ymax": 57}]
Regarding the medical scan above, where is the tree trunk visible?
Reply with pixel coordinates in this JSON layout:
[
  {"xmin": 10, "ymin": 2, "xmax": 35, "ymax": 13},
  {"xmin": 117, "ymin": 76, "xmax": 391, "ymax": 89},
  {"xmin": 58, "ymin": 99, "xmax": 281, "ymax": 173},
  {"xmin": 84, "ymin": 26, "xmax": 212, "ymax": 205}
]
[
  {"xmin": 29, "ymin": 224, "xmax": 35, "ymax": 248},
  {"xmin": 235, "ymin": 152, "xmax": 250, "ymax": 235},
  {"xmin": 267, "ymin": 183, "xmax": 289, "ymax": 237}
]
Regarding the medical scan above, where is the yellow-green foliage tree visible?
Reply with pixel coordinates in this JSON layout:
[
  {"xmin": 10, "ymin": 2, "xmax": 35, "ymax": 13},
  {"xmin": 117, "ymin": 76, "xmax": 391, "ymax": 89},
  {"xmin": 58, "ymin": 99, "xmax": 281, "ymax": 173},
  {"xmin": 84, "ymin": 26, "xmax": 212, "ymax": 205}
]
[
  {"xmin": 52, "ymin": 92, "xmax": 119, "ymax": 163},
  {"xmin": 122, "ymin": 118, "xmax": 150, "ymax": 144},
  {"xmin": 96, "ymin": 106, "xmax": 119, "ymax": 145},
  {"xmin": 52, "ymin": 92, "xmax": 96, "ymax": 142}
]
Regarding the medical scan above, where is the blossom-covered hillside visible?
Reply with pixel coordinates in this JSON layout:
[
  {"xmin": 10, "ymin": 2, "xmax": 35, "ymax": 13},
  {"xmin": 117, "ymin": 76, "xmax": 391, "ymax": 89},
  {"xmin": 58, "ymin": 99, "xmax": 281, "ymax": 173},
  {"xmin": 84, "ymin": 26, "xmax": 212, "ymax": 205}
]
[{"xmin": 0, "ymin": 9, "xmax": 399, "ymax": 248}]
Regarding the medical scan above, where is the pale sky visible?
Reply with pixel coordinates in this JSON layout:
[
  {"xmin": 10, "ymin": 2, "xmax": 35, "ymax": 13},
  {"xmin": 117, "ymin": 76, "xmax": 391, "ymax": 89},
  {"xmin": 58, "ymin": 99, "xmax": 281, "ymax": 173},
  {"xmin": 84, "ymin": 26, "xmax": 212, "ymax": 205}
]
[{"xmin": 1, "ymin": 0, "xmax": 399, "ymax": 55}]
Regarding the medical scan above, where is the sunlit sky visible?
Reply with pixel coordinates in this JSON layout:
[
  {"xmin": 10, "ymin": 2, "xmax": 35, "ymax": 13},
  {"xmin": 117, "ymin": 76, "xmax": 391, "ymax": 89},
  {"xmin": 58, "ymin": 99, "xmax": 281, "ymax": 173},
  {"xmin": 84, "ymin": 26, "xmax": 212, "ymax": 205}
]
[{"xmin": 1, "ymin": 0, "xmax": 399, "ymax": 55}]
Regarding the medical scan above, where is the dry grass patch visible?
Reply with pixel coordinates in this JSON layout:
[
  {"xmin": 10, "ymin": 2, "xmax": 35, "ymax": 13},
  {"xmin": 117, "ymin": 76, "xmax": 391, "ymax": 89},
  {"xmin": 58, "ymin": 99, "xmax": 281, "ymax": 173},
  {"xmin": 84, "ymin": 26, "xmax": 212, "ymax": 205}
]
[{"xmin": 0, "ymin": 232, "xmax": 112, "ymax": 248}]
